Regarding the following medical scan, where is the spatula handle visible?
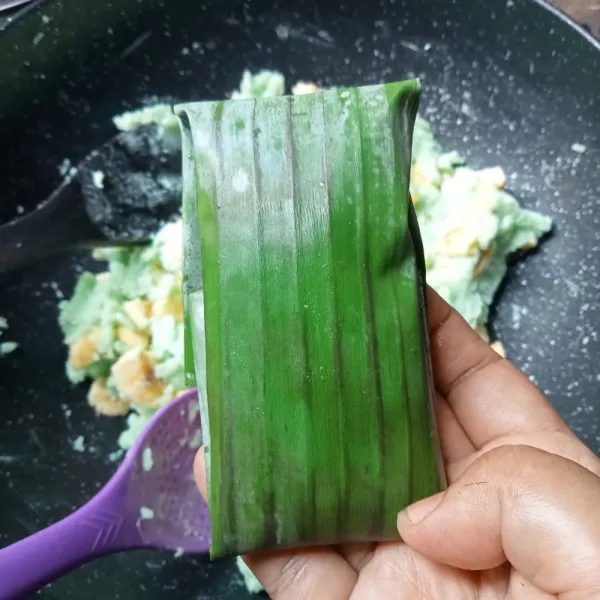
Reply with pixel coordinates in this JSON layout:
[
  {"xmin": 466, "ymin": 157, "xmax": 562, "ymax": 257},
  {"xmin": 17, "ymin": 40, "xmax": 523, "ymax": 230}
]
[
  {"xmin": 0, "ymin": 487, "xmax": 140, "ymax": 598},
  {"xmin": 0, "ymin": 178, "xmax": 103, "ymax": 273}
]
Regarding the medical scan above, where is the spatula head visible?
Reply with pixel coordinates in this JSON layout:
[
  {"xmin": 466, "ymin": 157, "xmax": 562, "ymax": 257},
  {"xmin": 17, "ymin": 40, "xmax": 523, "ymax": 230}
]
[
  {"xmin": 79, "ymin": 124, "xmax": 182, "ymax": 244},
  {"xmin": 125, "ymin": 389, "xmax": 210, "ymax": 553}
]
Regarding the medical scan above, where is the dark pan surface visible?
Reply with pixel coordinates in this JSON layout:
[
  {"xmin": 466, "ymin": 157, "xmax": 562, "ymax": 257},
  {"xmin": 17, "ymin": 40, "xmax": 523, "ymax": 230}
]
[{"xmin": 0, "ymin": 0, "xmax": 599, "ymax": 597}]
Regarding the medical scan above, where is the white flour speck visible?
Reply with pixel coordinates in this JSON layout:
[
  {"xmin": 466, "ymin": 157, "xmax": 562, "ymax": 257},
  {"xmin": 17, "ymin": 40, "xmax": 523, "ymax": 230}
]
[
  {"xmin": 50, "ymin": 281, "xmax": 64, "ymax": 299},
  {"xmin": 72, "ymin": 435, "xmax": 86, "ymax": 453},
  {"xmin": 92, "ymin": 170, "xmax": 105, "ymax": 189},
  {"xmin": 108, "ymin": 449, "xmax": 125, "ymax": 463},
  {"xmin": 142, "ymin": 447, "xmax": 153, "ymax": 472},
  {"xmin": 188, "ymin": 428, "xmax": 202, "ymax": 449},
  {"xmin": 232, "ymin": 170, "xmax": 249, "ymax": 193},
  {"xmin": 275, "ymin": 24, "xmax": 290, "ymax": 40},
  {"xmin": 58, "ymin": 158, "xmax": 72, "ymax": 177},
  {"xmin": 140, "ymin": 506, "xmax": 155, "ymax": 520}
]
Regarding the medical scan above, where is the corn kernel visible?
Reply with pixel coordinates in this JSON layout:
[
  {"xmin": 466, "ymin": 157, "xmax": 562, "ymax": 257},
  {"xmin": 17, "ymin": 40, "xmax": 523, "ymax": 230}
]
[
  {"xmin": 69, "ymin": 330, "xmax": 100, "ymax": 369},
  {"xmin": 117, "ymin": 327, "xmax": 149, "ymax": 349},
  {"xmin": 291, "ymin": 82, "xmax": 320, "ymax": 95},
  {"xmin": 491, "ymin": 340, "xmax": 506, "ymax": 358},
  {"xmin": 123, "ymin": 299, "xmax": 151, "ymax": 330},
  {"xmin": 88, "ymin": 379, "xmax": 129, "ymax": 416},
  {"xmin": 111, "ymin": 348, "xmax": 166, "ymax": 407},
  {"xmin": 411, "ymin": 164, "xmax": 429, "ymax": 189},
  {"xmin": 152, "ymin": 296, "xmax": 184, "ymax": 321},
  {"xmin": 473, "ymin": 247, "xmax": 494, "ymax": 278},
  {"xmin": 475, "ymin": 325, "xmax": 490, "ymax": 343},
  {"xmin": 480, "ymin": 166, "xmax": 506, "ymax": 189}
]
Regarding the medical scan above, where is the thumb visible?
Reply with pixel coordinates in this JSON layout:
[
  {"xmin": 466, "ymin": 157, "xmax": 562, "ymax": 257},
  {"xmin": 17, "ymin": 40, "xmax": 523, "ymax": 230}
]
[{"xmin": 397, "ymin": 445, "xmax": 600, "ymax": 596}]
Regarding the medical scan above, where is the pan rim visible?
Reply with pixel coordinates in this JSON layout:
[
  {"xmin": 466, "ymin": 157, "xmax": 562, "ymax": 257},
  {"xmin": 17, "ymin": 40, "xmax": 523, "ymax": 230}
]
[
  {"xmin": 531, "ymin": 0, "xmax": 600, "ymax": 49},
  {"xmin": 1, "ymin": 0, "xmax": 599, "ymax": 52}
]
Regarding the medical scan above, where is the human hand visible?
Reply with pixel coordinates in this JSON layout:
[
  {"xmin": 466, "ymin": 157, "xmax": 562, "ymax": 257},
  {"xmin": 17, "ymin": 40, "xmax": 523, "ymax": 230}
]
[{"xmin": 194, "ymin": 288, "xmax": 600, "ymax": 599}]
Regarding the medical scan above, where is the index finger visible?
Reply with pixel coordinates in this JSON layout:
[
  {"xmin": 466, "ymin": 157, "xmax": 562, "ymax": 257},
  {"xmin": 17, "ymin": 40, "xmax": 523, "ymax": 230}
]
[{"xmin": 426, "ymin": 287, "xmax": 570, "ymax": 449}]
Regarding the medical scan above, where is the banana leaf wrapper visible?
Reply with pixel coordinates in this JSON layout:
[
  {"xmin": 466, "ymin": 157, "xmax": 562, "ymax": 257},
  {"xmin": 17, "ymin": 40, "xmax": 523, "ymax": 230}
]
[{"xmin": 177, "ymin": 79, "xmax": 446, "ymax": 559}]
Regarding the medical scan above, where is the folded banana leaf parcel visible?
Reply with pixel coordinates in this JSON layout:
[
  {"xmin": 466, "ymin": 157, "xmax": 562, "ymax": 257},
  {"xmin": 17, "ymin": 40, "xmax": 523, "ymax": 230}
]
[{"xmin": 176, "ymin": 79, "xmax": 446, "ymax": 559}]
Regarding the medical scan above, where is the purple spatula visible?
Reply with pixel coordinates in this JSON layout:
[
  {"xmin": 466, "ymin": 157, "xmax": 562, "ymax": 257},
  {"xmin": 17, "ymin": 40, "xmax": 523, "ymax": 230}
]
[{"xmin": 0, "ymin": 389, "xmax": 210, "ymax": 599}]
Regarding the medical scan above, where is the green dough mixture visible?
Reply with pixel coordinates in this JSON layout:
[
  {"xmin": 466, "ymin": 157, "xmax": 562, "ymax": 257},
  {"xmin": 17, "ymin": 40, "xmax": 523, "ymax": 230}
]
[
  {"xmin": 411, "ymin": 117, "xmax": 551, "ymax": 327},
  {"xmin": 235, "ymin": 557, "xmax": 264, "ymax": 594},
  {"xmin": 56, "ymin": 70, "xmax": 551, "ymax": 594}
]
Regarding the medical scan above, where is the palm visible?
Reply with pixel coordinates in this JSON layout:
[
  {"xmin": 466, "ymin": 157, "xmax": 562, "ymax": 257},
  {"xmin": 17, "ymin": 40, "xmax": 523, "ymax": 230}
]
[
  {"xmin": 255, "ymin": 423, "xmax": 590, "ymax": 600},
  {"xmin": 335, "ymin": 433, "xmax": 552, "ymax": 600},
  {"xmin": 196, "ymin": 290, "xmax": 600, "ymax": 599},
  {"xmin": 337, "ymin": 538, "xmax": 509, "ymax": 599}
]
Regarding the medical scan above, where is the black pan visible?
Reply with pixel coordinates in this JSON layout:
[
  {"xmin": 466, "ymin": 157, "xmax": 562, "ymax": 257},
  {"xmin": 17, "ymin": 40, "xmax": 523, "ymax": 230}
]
[{"xmin": 0, "ymin": 0, "xmax": 599, "ymax": 598}]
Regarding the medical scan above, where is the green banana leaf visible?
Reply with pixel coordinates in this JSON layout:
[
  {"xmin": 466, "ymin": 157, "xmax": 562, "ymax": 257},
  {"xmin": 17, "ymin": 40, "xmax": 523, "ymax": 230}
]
[{"xmin": 177, "ymin": 79, "xmax": 445, "ymax": 559}]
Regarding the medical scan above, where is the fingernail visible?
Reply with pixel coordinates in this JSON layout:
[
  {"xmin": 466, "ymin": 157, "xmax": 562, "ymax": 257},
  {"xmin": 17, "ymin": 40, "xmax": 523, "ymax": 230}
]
[{"xmin": 400, "ymin": 492, "xmax": 444, "ymax": 525}]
